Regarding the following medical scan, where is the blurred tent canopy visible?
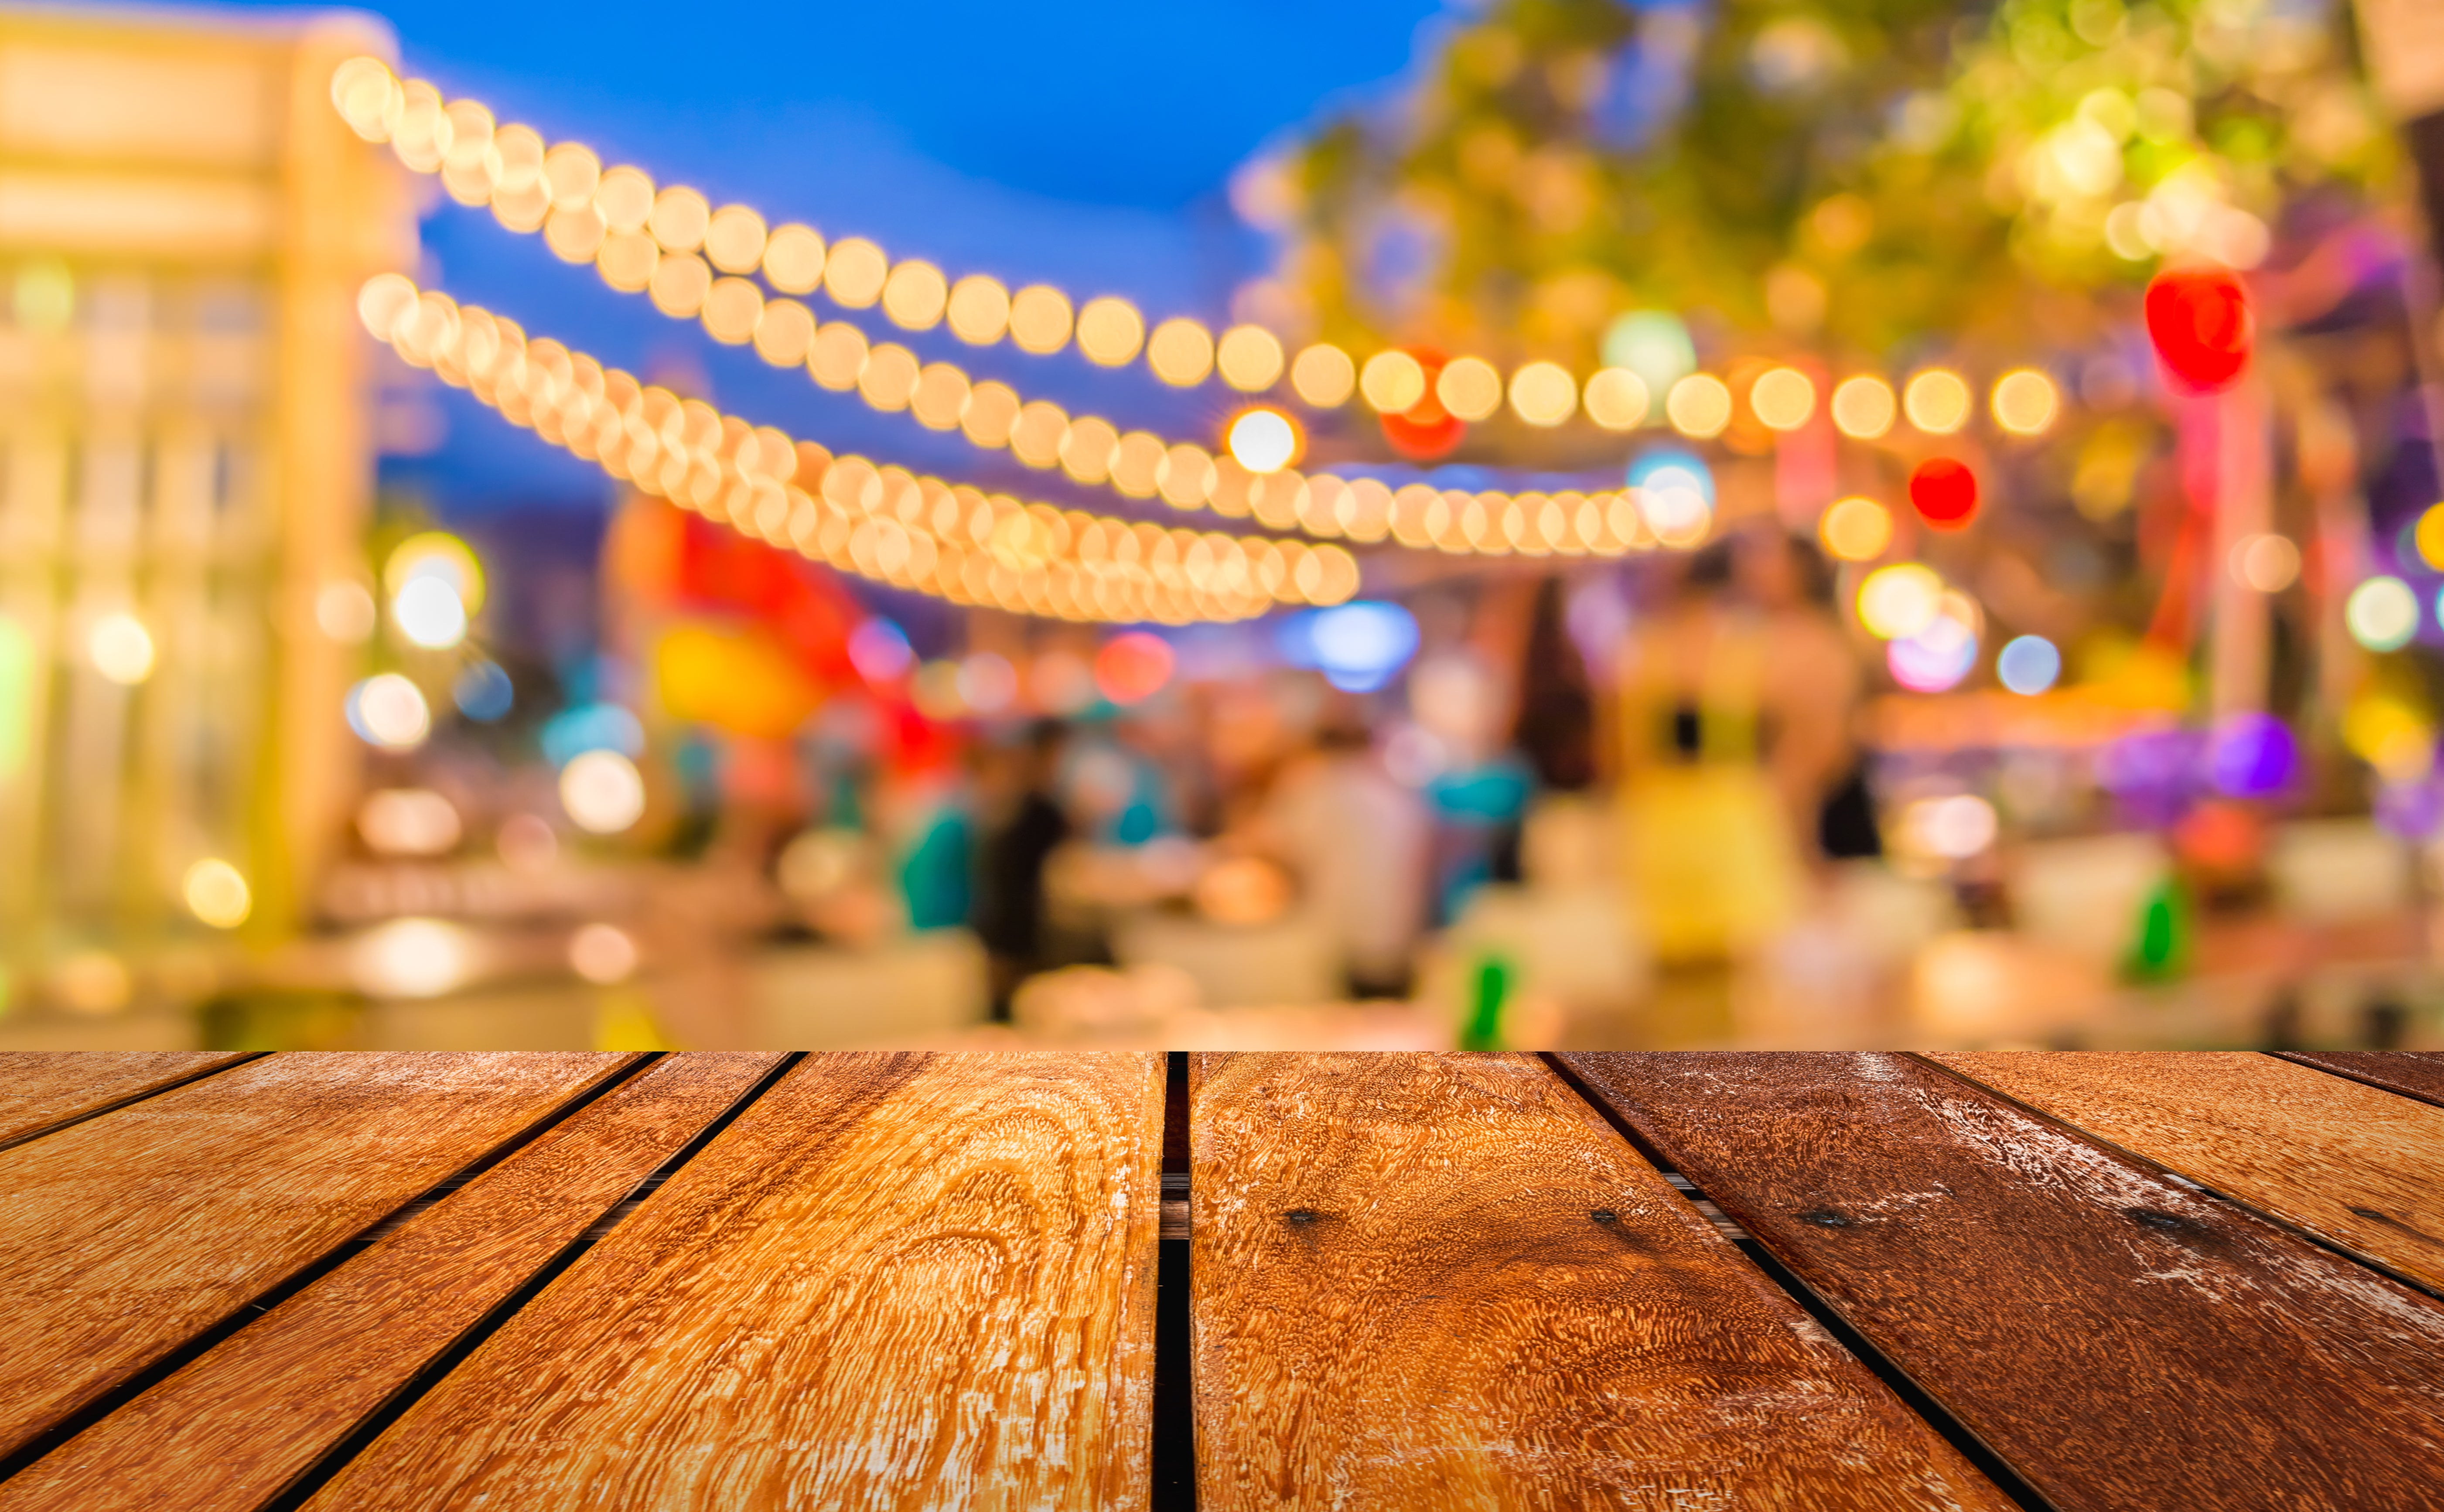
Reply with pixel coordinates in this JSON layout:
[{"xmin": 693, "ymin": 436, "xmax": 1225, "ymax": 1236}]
[{"xmin": 1261, "ymin": 0, "xmax": 2398, "ymax": 363}]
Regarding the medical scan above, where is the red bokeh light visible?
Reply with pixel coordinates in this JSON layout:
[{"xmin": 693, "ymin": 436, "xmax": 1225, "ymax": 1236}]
[
  {"xmin": 1908, "ymin": 457, "xmax": 1978, "ymax": 529},
  {"xmin": 1378, "ymin": 346, "xmax": 1465, "ymax": 461},
  {"xmin": 2144, "ymin": 265, "xmax": 2252, "ymax": 393},
  {"xmin": 1094, "ymin": 632, "xmax": 1174, "ymax": 705}
]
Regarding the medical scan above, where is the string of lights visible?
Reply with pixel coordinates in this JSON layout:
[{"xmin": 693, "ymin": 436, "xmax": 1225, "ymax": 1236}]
[
  {"xmin": 355, "ymin": 275, "xmax": 1437, "ymax": 624},
  {"xmin": 329, "ymin": 55, "xmax": 2067, "ymax": 495}
]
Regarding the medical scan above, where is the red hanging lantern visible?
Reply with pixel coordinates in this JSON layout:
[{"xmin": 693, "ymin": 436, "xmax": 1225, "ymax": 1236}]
[
  {"xmin": 2144, "ymin": 264, "xmax": 2252, "ymax": 393},
  {"xmin": 1909, "ymin": 456, "xmax": 1978, "ymax": 529}
]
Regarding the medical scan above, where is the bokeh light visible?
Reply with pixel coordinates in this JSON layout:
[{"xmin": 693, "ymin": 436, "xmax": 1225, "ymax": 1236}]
[
  {"xmin": 1888, "ymin": 610, "xmax": 1978, "ymax": 692},
  {"xmin": 1290, "ymin": 343, "xmax": 1356, "ymax": 407},
  {"xmin": 569, "ymin": 922, "xmax": 639, "ymax": 984},
  {"xmin": 2415, "ymin": 502, "xmax": 2444, "ymax": 570},
  {"xmin": 1750, "ymin": 367, "xmax": 1816, "ymax": 431},
  {"xmin": 1074, "ymin": 296, "xmax": 1145, "ymax": 366},
  {"xmin": 2145, "ymin": 264, "xmax": 2252, "ymax": 392},
  {"xmin": 1434, "ymin": 356, "xmax": 1504, "ymax": 421},
  {"xmin": 1665, "ymin": 374, "xmax": 1732, "ymax": 439},
  {"xmin": 1818, "ymin": 496, "xmax": 1893, "ymax": 562},
  {"xmin": 87, "ymin": 613, "xmax": 155, "ymax": 685},
  {"xmin": 1508, "ymin": 360, "xmax": 1578, "ymax": 427},
  {"xmin": 959, "ymin": 651, "xmax": 1019, "ymax": 713},
  {"xmin": 1280, "ymin": 601, "xmax": 1420, "ymax": 692},
  {"xmin": 1990, "ymin": 368, "xmax": 2061, "ymax": 436},
  {"xmin": 1359, "ymin": 350, "xmax": 1427, "ymax": 413},
  {"xmin": 1830, "ymin": 375, "xmax": 1896, "ymax": 438},
  {"xmin": 2207, "ymin": 711, "xmax": 2298, "ymax": 799},
  {"xmin": 1908, "ymin": 457, "xmax": 1979, "ymax": 529},
  {"xmin": 1997, "ymin": 635, "xmax": 2062, "ymax": 694},
  {"xmin": 1858, "ymin": 563, "xmax": 1943, "ymax": 640},
  {"xmin": 946, "ymin": 274, "xmax": 1010, "ymax": 345},
  {"xmin": 1008, "ymin": 284, "xmax": 1074, "ymax": 354},
  {"xmin": 384, "ymin": 532, "xmax": 485, "ymax": 613},
  {"xmin": 2347, "ymin": 576, "xmax": 2420, "ymax": 652},
  {"xmin": 848, "ymin": 617, "xmax": 914, "ymax": 683},
  {"xmin": 820, "ymin": 237, "xmax": 888, "ymax": 308},
  {"xmin": 358, "ymin": 788, "xmax": 463, "ymax": 856},
  {"xmin": 1095, "ymin": 633, "xmax": 1174, "ymax": 704},
  {"xmin": 1905, "ymin": 794, "xmax": 1998, "ymax": 859},
  {"xmin": 348, "ymin": 674, "xmax": 431, "ymax": 751},
  {"xmin": 1226, "ymin": 408, "xmax": 1299, "ymax": 474},
  {"xmin": 392, "ymin": 576, "xmax": 468, "ymax": 649},
  {"xmin": 560, "ymin": 749, "xmax": 646, "ymax": 833},
  {"xmin": 351, "ymin": 917, "xmax": 473, "ymax": 999},
  {"xmin": 2231, "ymin": 533, "xmax": 2301, "ymax": 593},
  {"xmin": 1581, "ymin": 367, "xmax": 1651, "ymax": 430},
  {"xmin": 1902, "ymin": 369, "xmax": 1972, "ymax": 434},
  {"xmin": 1216, "ymin": 325, "xmax": 1285, "ymax": 391},
  {"xmin": 1601, "ymin": 310, "xmax": 1696, "ymax": 400},
  {"xmin": 760, "ymin": 224, "xmax": 826, "ymax": 293},
  {"xmin": 181, "ymin": 858, "xmax": 251, "ymax": 929},
  {"xmin": 1147, "ymin": 317, "xmax": 1215, "ymax": 386},
  {"xmin": 454, "ymin": 660, "xmax": 513, "ymax": 720}
]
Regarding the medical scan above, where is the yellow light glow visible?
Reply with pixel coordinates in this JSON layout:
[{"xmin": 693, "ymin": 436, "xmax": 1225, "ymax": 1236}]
[
  {"xmin": 1509, "ymin": 361, "xmax": 1579, "ymax": 427},
  {"xmin": 183, "ymin": 858, "xmax": 252, "ymax": 929},
  {"xmin": 1228, "ymin": 409, "xmax": 1299, "ymax": 474},
  {"xmin": 879, "ymin": 259, "xmax": 948, "ymax": 331},
  {"xmin": 1819, "ymin": 496, "xmax": 1894, "ymax": 562},
  {"xmin": 753, "ymin": 298, "xmax": 816, "ymax": 366},
  {"xmin": 647, "ymin": 186, "xmax": 708, "ymax": 253},
  {"xmin": 703, "ymin": 205, "xmax": 768, "ymax": 274},
  {"xmin": 1359, "ymin": 350, "xmax": 1427, "ymax": 413},
  {"xmin": 540, "ymin": 142, "xmax": 600, "ymax": 208},
  {"xmin": 330, "ymin": 57, "xmax": 398, "ymax": 140},
  {"xmin": 700, "ymin": 277, "xmax": 764, "ymax": 345},
  {"xmin": 647, "ymin": 252, "xmax": 711, "ymax": 318},
  {"xmin": 1061, "ymin": 417, "xmax": 1121, "ymax": 483},
  {"xmin": 1830, "ymin": 375, "xmax": 1896, "ymax": 439},
  {"xmin": 1075, "ymin": 296, "xmax": 1146, "ymax": 367},
  {"xmin": 947, "ymin": 276, "xmax": 1011, "ymax": 345},
  {"xmin": 1147, "ymin": 318, "xmax": 1215, "ymax": 386},
  {"xmin": 596, "ymin": 231, "xmax": 658, "ymax": 293},
  {"xmin": 1434, "ymin": 356, "xmax": 1503, "ymax": 421},
  {"xmin": 1009, "ymin": 285, "xmax": 1074, "ymax": 354},
  {"xmin": 1991, "ymin": 368, "xmax": 2060, "ymax": 436},
  {"xmin": 962, "ymin": 381, "xmax": 1021, "ymax": 448},
  {"xmin": 357, "ymin": 273, "xmax": 418, "ymax": 340},
  {"xmin": 561, "ymin": 749, "xmax": 646, "ymax": 833},
  {"xmin": 88, "ymin": 612, "xmax": 155, "ymax": 685},
  {"xmin": 760, "ymin": 224, "xmax": 826, "ymax": 294},
  {"xmin": 823, "ymin": 238, "xmax": 889, "ymax": 309},
  {"xmin": 1217, "ymin": 325, "xmax": 1285, "ymax": 391},
  {"xmin": 1583, "ymin": 367, "xmax": 1651, "ymax": 430},
  {"xmin": 593, "ymin": 166, "xmax": 655, "ymax": 234},
  {"xmin": 2231, "ymin": 532, "xmax": 2301, "ymax": 593},
  {"xmin": 351, "ymin": 673, "xmax": 431, "ymax": 750},
  {"xmin": 1665, "ymin": 373, "xmax": 1733, "ymax": 439},
  {"xmin": 857, "ymin": 343, "xmax": 920, "ymax": 412},
  {"xmin": 1750, "ymin": 366, "xmax": 1816, "ymax": 431},
  {"xmin": 1904, "ymin": 369, "xmax": 1972, "ymax": 434},
  {"xmin": 543, "ymin": 206, "xmax": 607, "ymax": 264},
  {"xmin": 1290, "ymin": 344, "xmax": 1356, "ymax": 407},
  {"xmin": 1858, "ymin": 563, "xmax": 1943, "ymax": 640}
]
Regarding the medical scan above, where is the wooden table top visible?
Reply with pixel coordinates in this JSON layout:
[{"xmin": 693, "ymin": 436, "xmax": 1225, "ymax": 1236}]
[{"xmin": 0, "ymin": 1050, "xmax": 2437, "ymax": 1511}]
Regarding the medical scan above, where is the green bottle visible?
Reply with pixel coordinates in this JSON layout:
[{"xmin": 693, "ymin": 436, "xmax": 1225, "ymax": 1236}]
[{"xmin": 1460, "ymin": 953, "xmax": 1512, "ymax": 1051}]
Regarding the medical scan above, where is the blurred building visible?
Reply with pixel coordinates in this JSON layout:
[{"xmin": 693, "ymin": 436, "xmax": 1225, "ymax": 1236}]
[{"xmin": 0, "ymin": 4, "xmax": 410, "ymax": 1006}]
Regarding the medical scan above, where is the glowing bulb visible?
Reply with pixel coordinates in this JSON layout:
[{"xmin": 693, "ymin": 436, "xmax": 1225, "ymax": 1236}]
[
  {"xmin": 569, "ymin": 922, "xmax": 639, "ymax": 983},
  {"xmin": 317, "ymin": 581, "xmax": 378, "ymax": 643},
  {"xmin": 1075, "ymin": 296, "xmax": 1145, "ymax": 366},
  {"xmin": 561, "ymin": 749, "xmax": 646, "ymax": 833},
  {"xmin": 1009, "ymin": 285, "xmax": 1074, "ymax": 354},
  {"xmin": 1750, "ymin": 367, "xmax": 1816, "ymax": 431},
  {"xmin": 1665, "ymin": 374, "xmax": 1732, "ymax": 439},
  {"xmin": 881, "ymin": 259, "xmax": 948, "ymax": 331},
  {"xmin": 1147, "ymin": 318, "xmax": 1215, "ymax": 386},
  {"xmin": 760, "ymin": 224, "xmax": 827, "ymax": 294},
  {"xmin": 1991, "ymin": 368, "xmax": 2061, "ymax": 436},
  {"xmin": 1290, "ymin": 344, "xmax": 1357, "ymax": 407},
  {"xmin": 88, "ymin": 613, "xmax": 155, "ymax": 684},
  {"xmin": 1830, "ymin": 375, "xmax": 1896, "ymax": 439},
  {"xmin": 1818, "ymin": 496, "xmax": 1893, "ymax": 562},
  {"xmin": 821, "ymin": 237, "xmax": 888, "ymax": 308},
  {"xmin": 1216, "ymin": 325, "xmax": 1285, "ymax": 391},
  {"xmin": 2231, "ymin": 533, "xmax": 2301, "ymax": 593},
  {"xmin": 351, "ymin": 917, "xmax": 472, "ymax": 999},
  {"xmin": 1858, "ymin": 563, "xmax": 1943, "ymax": 640},
  {"xmin": 1581, "ymin": 367, "xmax": 1651, "ymax": 430},
  {"xmin": 1997, "ymin": 635, "xmax": 2062, "ymax": 695},
  {"xmin": 1904, "ymin": 369, "xmax": 1972, "ymax": 434},
  {"xmin": 392, "ymin": 577, "xmax": 468, "ymax": 648},
  {"xmin": 1435, "ymin": 356, "xmax": 1504, "ymax": 421},
  {"xmin": 945, "ymin": 275, "xmax": 1010, "ymax": 345},
  {"xmin": 2415, "ymin": 502, "xmax": 2444, "ymax": 570},
  {"xmin": 1228, "ymin": 409, "xmax": 1298, "ymax": 474},
  {"xmin": 2347, "ymin": 577, "xmax": 2420, "ymax": 652},
  {"xmin": 348, "ymin": 673, "xmax": 431, "ymax": 751},
  {"xmin": 182, "ymin": 858, "xmax": 251, "ymax": 929},
  {"xmin": 385, "ymin": 532, "xmax": 485, "ymax": 612},
  {"xmin": 1508, "ymin": 361, "xmax": 1579, "ymax": 427},
  {"xmin": 1359, "ymin": 350, "xmax": 1427, "ymax": 413}
]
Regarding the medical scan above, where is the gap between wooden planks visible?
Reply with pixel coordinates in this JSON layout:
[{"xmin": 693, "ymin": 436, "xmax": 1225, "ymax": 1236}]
[
  {"xmin": 1562, "ymin": 1051, "xmax": 2444, "ymax": 1512},
  {"xmin": 1188, "ymin": 1051, "xmax": 2016, "ymax": 1512}
]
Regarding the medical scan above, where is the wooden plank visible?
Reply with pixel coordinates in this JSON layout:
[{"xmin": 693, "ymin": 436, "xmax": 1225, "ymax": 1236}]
[
  {"xmin": 0, "ymin": 1050, "xmax": 631, "ymax": 1462},
  {"xmin": 1560, "ymin": 1052, "xmax": 2444, "ymax": 1512},
  {"xmin": 1933, "ymin": 1051, "xmax": 2444, "ymax": 1294},
  {"xmin": 304, "ymin": 1051, "xmax": 1163, "ymax": 1512},
  {"xmin": 0, "ymin": 1051, "xmax": 253, "ymax": 1149},
  {"xmin": 2280, "ymin": 1050, "xmax": 2444, "ymax": 1107},
  {"xmin": 0, "ymin": 1052, "xmax": 784, "ymax": 1512},
  {"xmin": 1189, "ymin": 1052, "xmax": 2014, "ymax": 1511}
]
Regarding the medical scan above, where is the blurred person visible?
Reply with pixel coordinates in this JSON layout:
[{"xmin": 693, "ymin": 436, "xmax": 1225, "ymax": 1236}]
[
  {"xmin": 1611, "ymin": 529, "xmax": 1854, "ymax": 963},
  {"xmin": 1255, "ymin": 706, "xmax": 1430, "ymax": 999},
  {"xmin": 971, "ymin": 720, "xmax": 1071, "ymax": 1020}
]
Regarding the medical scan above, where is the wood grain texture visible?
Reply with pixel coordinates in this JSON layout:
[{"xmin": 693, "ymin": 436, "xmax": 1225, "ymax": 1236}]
[
  {"xmin": 0, "ymin": 1051, "xmax": 253, "ymax": 1148},
  {"xmin": 2281, "ymin": 1050, "xmax": 2444, "ymax": 1107},
  {"xmin": 0, "ymin": 1050, "xmax": 630, "ymax": 1461},
  {"xmin": 1561, "ymin": 1052, "xmax": 2444, "ymax": 1512},
  {"xmin": 1933, "ymin": 1051, "xmax": 2444, "ymax": 1293},
  {"xmin": 0, "ymin": 1052, "xmax": 784, "ymax": 1512},
  {"xmin": 1189, "ymin": 1052, "xmax": 2014, "ymax": 1512},
  {"xmin": 305, "ymin": 1051, "xmax": 1164, "ymax": 1512}
]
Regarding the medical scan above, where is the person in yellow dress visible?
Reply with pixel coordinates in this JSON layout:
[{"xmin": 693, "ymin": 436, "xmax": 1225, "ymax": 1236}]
[{"xmin": 1611, "ymin": 529, "xmax": 1863, "ymax": 963}]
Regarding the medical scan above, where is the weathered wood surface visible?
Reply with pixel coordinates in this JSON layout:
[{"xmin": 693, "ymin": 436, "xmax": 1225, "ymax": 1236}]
[
  {"xmin": 1560, "ymin": 1052, "xmax": 2444, "ymax": 1512},
  {"xmin": 0, "ymin": 1051, "xmax": 631, "ymax": 1462},
  {"xmin": 1189, "ymin": 1052, "xmax": 2014, "ymax": 1512},
  {"xmin": 0, "ymin": 1051, "xmax": 253, "ymax": 1149},
  {"xmin": 306, "ymin": 1051, "xmax": 1164, "ymax": 1512},
  {"xmin": 0, "ymin": 1052, "xmax": 783, "ymax": 1512},
  {"xmin": 2281, "ymin": 1050, "xmax": 2444, "ymax": 1107},
  {"xmin": 1933, "ymin": 1051, "xmax": 2444, "ymax": 1293}
]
